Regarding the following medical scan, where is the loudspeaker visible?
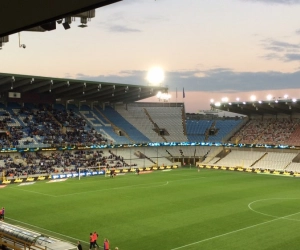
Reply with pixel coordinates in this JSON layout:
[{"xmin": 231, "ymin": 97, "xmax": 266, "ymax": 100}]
[{"xmin": 63, "ymin": 22, "xmax": 71, "ymax": 30}]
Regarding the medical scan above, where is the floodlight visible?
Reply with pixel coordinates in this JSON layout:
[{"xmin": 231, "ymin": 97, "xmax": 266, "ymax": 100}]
[
  {"xmin": 221, "ymin": 97, "xmax": 228, "ymax": 102},
  {"xmin": 250, "ymin": 95, "xmax": 256, "ymax": 101},
  {"xmin": 215, "ymin": 102, "xmax": 221, "ymax": 107},
  {"xmin": 266, "ymin": 94, "xmax": 272, "ymax": 101},
  {"xmin": 156, "ymin": 91, "xmax": 162, "ymax": 99}
]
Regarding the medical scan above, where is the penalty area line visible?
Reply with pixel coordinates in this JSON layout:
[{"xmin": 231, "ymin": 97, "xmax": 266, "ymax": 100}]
[{"xmin": 170, "ymin": 210, "xmax": 300, "ymax": 250}]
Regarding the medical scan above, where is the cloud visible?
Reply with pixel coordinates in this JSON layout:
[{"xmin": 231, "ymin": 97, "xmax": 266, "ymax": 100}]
[
  {"xmin": 76, "ymin": 68, "xmax": 300, "ymax": 93},
  {"xmin": 243, "ymin": 0, "xmax": 300, "ymax": 4},
  {"xmin": 261, "ymin": 39, "xmax": 300, "ymax": 62},
  {"xmin": 109, "ymin": 25, "xmax": 141, "ymax": 33},
  {"xmin": 285, "ymin": 53, "xmax": 300, "ymax": 61}
]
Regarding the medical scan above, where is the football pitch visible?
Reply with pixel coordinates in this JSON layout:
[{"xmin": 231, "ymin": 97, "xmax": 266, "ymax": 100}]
[{"xmin": 2, "ymin": 168, "xmax": 300, "ymax": 250}]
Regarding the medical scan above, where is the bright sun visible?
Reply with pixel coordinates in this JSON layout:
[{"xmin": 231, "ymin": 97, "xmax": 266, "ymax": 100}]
[{"xmin": 146, "ymin": 67, "xmax": 165, "ymax": 85}]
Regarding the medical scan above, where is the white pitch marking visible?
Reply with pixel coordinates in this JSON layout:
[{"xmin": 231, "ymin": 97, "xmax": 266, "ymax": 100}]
[
  {"xmin": 170, "ymin": 210, "xmax": 300, "ymax": 250},
  {"xmin": 56, "ymin": 181, "xmax": 169, "ymax": 197},
  {"xmin": 9, "ymin": 187, "xmax": 56, "ymax": 197},
  {"xmin": 248, "ymin": 198, "xmax": 300, "ymax": 222}
]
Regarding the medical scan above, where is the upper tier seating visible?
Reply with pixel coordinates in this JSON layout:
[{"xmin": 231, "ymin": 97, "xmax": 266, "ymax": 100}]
[
  {"xmin": 98, "ymin": 105, "xmax": 151, "ymax": 143},
  {"xmin": 231, "ymin": 118, "xmax": 300, "ymax": 145}
]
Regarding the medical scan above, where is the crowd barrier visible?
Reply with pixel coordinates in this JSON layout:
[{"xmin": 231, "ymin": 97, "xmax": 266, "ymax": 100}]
[
  {"xmin": 198, "ymin": 164, "xmax": 299, "ymax": 177},
  {"xmin": 0, "ymin": 165, "xmax": 179, "ymax": 184},
  {"xmin": 0, "ymin": 141, "xmax": 299, "ymax": 154}
]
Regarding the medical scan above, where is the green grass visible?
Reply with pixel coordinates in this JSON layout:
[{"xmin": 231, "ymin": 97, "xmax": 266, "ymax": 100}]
[{"xmin": 2, "ymin": 168, "xmax": 300, "ymax": 250}]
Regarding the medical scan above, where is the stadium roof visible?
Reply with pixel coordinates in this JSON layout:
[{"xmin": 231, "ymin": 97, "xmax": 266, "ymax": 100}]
[
  {"xmin": 211, "ymin": 99, "xmax": 300, "ymax": 116},
  {"xmin": 0, "ymin": 72, "xmax": 167, "ymax": 104},
  {"xmin": 0, "ymin": 0, "xmax": 122, "ymax": 37}
]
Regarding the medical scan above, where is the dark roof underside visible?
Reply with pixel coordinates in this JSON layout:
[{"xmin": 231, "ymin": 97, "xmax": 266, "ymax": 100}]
[
  {"xmin": 0, "ymin": 72, "xmax": 167, "ymax": 104},
  {"xmin": 212, "ymin": 100, "xmax": 300, "ymax": 116},
  {"xmin": 0, "ymin": 0, "xmax": 122, "ymax": 37}
]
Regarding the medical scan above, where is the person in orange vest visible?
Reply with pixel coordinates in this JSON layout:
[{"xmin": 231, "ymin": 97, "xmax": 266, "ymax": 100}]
[
  {"xmin": 89, "ymin": 233, "xmax": 95, "ymax": 250},
  {"xmin": 103, "ymin": 238, "xmax": 109, "ymax": 250},
  {"xmin": 93, "ymin": 231, "xmax": 99, "ymax": 249}
]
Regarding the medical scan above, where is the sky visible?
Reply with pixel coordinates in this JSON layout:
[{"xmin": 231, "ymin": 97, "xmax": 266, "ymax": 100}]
[{"xmin": 2, "ymin": 0, "xmax": 300, "ymax": 113}]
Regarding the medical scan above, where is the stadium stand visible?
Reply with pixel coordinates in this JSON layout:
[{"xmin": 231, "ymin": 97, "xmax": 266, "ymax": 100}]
[
  {"xmin": 252, "ymin": 151, "xmax": 298, "ymax": 171},
  {"xmin": 212, "ymin": 150, "xmax": 266, "ymax": 168}
]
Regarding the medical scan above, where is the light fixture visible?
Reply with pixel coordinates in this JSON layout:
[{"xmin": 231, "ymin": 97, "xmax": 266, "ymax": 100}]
[
  {"xmin": 221, "ymin": 97, "xmax": 229, "ymax": 103},
  {"xmin": 18, "ymin": 33, "xmax": 26, "ymax": 49},
  {"xmin": 215, "ymin": 102, "xmax": 221, "ymax": 107},
  {"xmin": 67, "ymin": 81, "xmax": 70, "ymax": 86},
  {"xmin": 156, "ymin": 91, "xmax": 162, "ymax": 99},
  {"xmin": 11, "ymin": 76, "xmax": 14, "ymax": 89},
  {"xmin": 30, "ymin": 78, "xmax": 34, "ymax": 84},
  {"xmin": 78, "ymin": 17, "xmax": 88, "ymax": 28},
  {"xmin": 250, "ymin": 95, "xmax": 256, "ymax": 101},
  {"xmin": 210, "ymin": 99, "xmax": 214, "ymax": 103},
  {"xmin": 266, "ymin": 94, "xmax": 272, "ymax": 101}
]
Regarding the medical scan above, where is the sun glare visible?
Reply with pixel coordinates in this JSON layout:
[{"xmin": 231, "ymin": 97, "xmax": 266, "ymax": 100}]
[{"xmin": 146, "ymin": 67, "xmax": 165, "ymax": 85}]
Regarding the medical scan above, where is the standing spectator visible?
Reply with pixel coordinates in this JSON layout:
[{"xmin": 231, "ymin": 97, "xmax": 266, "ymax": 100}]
[
  {"xmin": 77, "ymin": 241, "xmax": 83, "ymax": 250},
  {"xmin": 93, "ymin": 232, "xmax": 99, "ymax": 249},
  {"xmin": 89, "ymin": 233, "xmax": 95, "ymax": 250},
  {"xmin": 0, "ymin": 207, "xmax": 4, "ymax": 221},
  {"xmin": 103, "ymin": 238, "xmax": 110, "ymax": 250},
  {"xmin": 0, "ymin": 208, "xmax": 2, "ymax": 221}
]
